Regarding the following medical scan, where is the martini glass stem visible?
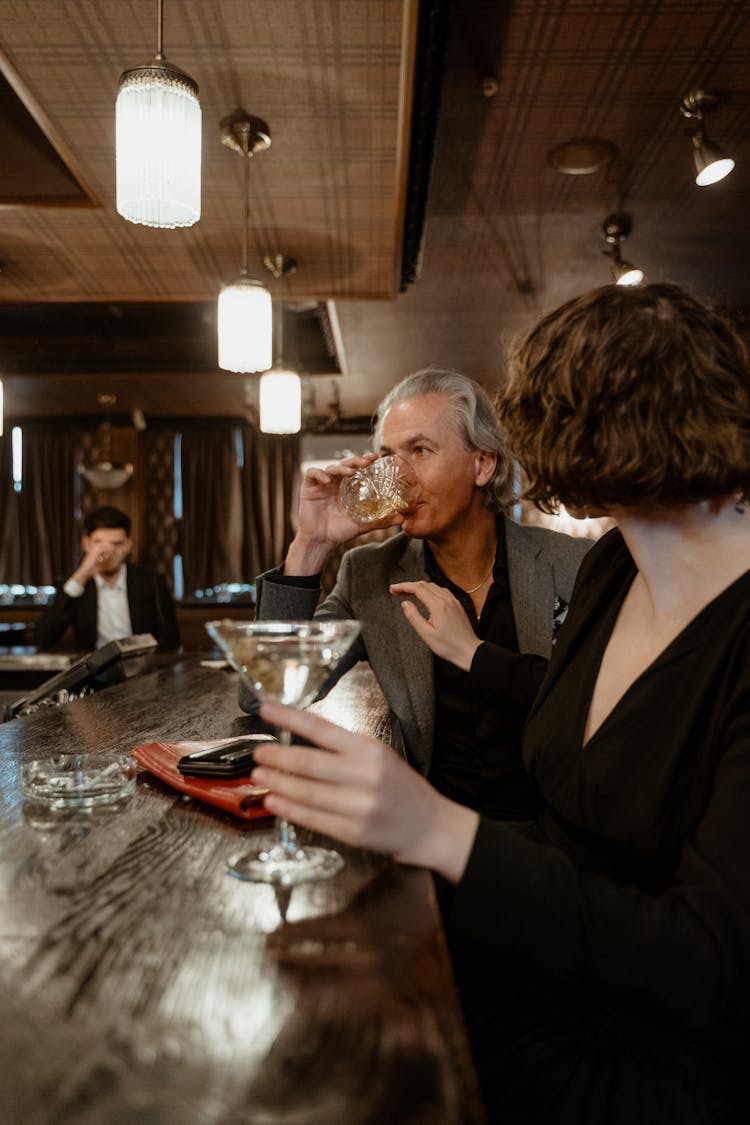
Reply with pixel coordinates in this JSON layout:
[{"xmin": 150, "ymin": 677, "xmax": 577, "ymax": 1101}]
[{"xmin": 275, "ymin": 727, "xmax": 300, "ymax": 859}]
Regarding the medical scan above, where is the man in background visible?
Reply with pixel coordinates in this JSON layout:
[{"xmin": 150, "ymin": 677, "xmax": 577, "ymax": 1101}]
[{"xmin": 34, "ymin": 505, "xmax": 180, "ymax": 651}]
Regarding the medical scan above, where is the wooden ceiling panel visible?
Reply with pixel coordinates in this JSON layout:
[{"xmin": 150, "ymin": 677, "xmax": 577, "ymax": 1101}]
[
  {"xmin": 0, "ymin": 0, "xmax": 748, "ymax": 420},
  {"xmin": 0, "ymin": 0, "xmax": 417, "ymax": 305}
]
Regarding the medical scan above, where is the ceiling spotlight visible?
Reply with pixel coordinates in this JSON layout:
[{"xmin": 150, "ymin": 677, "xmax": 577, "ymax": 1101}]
[
  {"xmin": 602, "ymin": 214, "xmax": 645, "ymax": 287},
  {"xmin": 680, "ymin": 89, "xmax": 735, "ymax": 187},
  {"xmin": 217, "ymin": 110, "xmax": 273, "ymax": 374},
  {"xmin": 259, "ymin": 255, "xmax": 301, "ymax": 435},
  {"xmin": 116, "ymin": 0, "xmax": 201, "ymax": 227}
]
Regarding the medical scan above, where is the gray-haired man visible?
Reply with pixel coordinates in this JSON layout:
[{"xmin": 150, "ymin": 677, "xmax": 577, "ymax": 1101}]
[{"xmin": 247, "ymin": 368, "xmax": 590, "ymax": 820}]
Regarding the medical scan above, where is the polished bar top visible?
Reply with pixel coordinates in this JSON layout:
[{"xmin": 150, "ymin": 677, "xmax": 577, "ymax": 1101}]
[{"xmin": 0, "ymin": 657, "xmax": 485, "ymax": 1124}]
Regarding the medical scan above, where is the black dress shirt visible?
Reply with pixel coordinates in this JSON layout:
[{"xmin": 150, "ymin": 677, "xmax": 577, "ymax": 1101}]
[{"xmin": 425, "ymin": 517, "xmax": 547, "ymax": 820}]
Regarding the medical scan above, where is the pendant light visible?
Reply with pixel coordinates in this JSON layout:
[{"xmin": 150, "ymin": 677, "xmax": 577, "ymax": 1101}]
[
  {"xmin": 259, "ymin": 255, "xmax": 302, "ymax": 434},
  {"xmin": 680, "ymin": 90, "xmax": 735, "ymax": 187},
  {"xmin": 78, "ymin": 394, "xmax": 134, "ymax": 490},
  {"xmin": 217, "ymin": 111, "xmax": 273, "ymax": 374},
  {"xmin": 116, "ymin": 0, "xmax": 201, "ymax": 228}
]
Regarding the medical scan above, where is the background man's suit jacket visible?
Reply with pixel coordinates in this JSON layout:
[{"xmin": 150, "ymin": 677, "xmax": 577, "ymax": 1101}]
[
  {"xmin": 33, "ymin": 563, "xmax": 180, "ymax": 651},
  {"xmin": 249, "ymin": 519, "xmax": 591, "ymax": 774}
]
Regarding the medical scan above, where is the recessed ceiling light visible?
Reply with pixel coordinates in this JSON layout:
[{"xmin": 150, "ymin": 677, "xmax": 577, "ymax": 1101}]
[{"xmin": 547, "ymin": 138, "xmax": 618, "ymax": 175}]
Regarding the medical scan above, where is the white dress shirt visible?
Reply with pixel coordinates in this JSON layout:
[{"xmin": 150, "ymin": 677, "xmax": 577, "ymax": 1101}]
[{"xmin": 63, "ymin": 567, "xmax": 133, "ymax": 648}]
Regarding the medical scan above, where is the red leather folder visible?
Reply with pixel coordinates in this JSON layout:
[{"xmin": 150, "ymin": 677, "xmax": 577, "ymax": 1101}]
[{"xmin": 133, "ymin": 739, "xmax": 272, "ymax": 820}]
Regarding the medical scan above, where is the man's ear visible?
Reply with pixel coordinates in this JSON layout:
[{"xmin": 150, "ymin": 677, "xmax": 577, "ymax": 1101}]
[
  {"xmin": 81, "ymin": 534, "xmax": 91, "ymax": 554},
  {"xmin": 474, "ymin": 450, "xmax": 497, "ymax": 488}
]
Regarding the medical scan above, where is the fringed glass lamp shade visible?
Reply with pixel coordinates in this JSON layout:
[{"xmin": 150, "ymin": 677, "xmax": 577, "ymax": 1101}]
[
  {"xmin": 217, "ymin": 277, "xmax": 273, "ymax": 374},
  {"xmin": 116, "ymin": 61, "xmax": 201, "ymax": 228},
  {"xmin": 259, "ymin": 369, "xmax": 302, "ymax": 434}
]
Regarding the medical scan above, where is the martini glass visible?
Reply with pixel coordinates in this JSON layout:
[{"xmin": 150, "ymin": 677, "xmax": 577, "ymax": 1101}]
[{"xmin": 205, "ymin": 618, "xmax": 361, "ymax": 886}]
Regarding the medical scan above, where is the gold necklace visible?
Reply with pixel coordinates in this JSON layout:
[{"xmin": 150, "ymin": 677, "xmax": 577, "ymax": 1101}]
[{"xmin": 463, "ymin": 561, "xmax": 494, "ymax": 595}]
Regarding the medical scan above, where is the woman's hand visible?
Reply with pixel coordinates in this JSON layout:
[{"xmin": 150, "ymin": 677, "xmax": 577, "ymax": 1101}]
[
  {"xmin": 252, "ymin": 701, "xmax": 479, "ymax": 885},
  {"xmin": 389, "ymin": 581, "xmax": 482, "ymax": 671}
]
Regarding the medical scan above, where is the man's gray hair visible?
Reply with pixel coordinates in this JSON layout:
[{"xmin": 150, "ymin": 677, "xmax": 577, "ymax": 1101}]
[{"xmin": 372, "ymin": 367, "xmax": 516, "ymax": 513}]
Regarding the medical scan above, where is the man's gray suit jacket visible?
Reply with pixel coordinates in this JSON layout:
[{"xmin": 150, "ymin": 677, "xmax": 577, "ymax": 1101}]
[{"xmin": 249, "ymin": 518, "xmax": 591, "ymax": 775}]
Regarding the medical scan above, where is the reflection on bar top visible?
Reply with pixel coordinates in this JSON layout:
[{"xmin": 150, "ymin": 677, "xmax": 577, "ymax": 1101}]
[{"xmin": 0, "ymin": 651, "xmax": 76, "ymax": 671}]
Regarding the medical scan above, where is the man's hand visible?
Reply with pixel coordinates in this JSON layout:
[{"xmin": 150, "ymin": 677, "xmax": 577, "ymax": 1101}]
[
  {"xmin": 389, "ymin": 580, "xmax": 481, "ymax": 672},
  {"xmin": 69, "ymin": 542, "xmax": 106, "ymax": 587},
  {"xmin": 285, "ymin": 453, "xmax": 404, "ymax": 576}
]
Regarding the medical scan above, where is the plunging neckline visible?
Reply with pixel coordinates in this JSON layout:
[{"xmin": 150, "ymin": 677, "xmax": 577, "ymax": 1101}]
[{"xmin": 580, "ymin": 562, "xmax": 750, "ymax": 750}]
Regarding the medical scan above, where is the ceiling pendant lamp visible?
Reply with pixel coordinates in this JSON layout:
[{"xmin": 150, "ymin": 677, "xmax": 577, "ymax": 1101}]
[
  {"xmin": 680, "ymin": 90, "xmax": 735, "ymax": 187},
  {"xmin": 116, "ymin": 0, "xmax": 201, "ymax": 228},
  {"xmin": 601, "ymin": 213, "xmax": 645, "ymax": 287},
  {"xmin": 217, "ymin": 111, "xmax": 273, "ymax": 374},
  {"xmin": 259, "ymin": 255, "xmax": 302, "ymax": 435},
  {"xmin": 259, "ymin": 370, "xmax": 302, "ymax": 434},
  {"xmin": 78, "ymin": 394, "xmax": 134, "ymax": 490}
]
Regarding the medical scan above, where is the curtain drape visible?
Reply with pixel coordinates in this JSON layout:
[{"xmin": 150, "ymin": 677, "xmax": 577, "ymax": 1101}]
[
  {"xmin": 0, "ymin": 424, "xmax": 79, "ymax": 584},
  {"xmin": 240, "ymin": 423, "xmax": 299, "ymax": 578},
  {"xmin": 139, "ymin": 427, "xmax": 178, "ymax": 585},
  {"xmin": 0, "ymin": 430, "xmax": 19, "ymax": 583},
  {"xmin": 179, "ymin": 424, "xmax": 242, "ymax": 593},
  {"xmin": 0, "ymin": 418, "xmax": 301, "ymax": 592}
]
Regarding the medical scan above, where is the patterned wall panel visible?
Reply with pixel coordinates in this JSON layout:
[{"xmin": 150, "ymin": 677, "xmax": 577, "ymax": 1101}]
[{"xmin": 140, "ymin": 428, "xmax": 178, "ymax": 589}]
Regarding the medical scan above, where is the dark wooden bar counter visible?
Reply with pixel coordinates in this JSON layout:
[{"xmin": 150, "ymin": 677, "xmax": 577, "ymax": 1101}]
[{"xmin": 0, "ymin": 656, "xmax": 486, "ymax": 1125}]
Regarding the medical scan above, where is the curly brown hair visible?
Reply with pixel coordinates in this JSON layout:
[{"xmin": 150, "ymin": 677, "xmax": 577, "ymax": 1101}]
[{"xmin": 497, "ymin": 282, "xmax": 750, "ymax": 512}]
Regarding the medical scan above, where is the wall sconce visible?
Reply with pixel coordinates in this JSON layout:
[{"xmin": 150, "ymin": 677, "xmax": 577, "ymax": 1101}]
[
  {"xmin": 680, "ymin": 89, "xmax": 735, "ymax": 186},
  {"xmin": 259, "ymin": 255, "xmax": 302, "ymax": 434},
  {"xmin": 602, "ymin": 213, "xmax": 645, "ymax": 286},
  {"xmin": 116, "ymin": 0, "xmax": 201, "ymax": 227},
  {"xmin": 217, "ymin": 110, "xmax": 273, "ymax": 374}
]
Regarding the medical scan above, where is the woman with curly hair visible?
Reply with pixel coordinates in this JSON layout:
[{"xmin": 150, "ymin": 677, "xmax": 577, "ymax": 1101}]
[{"xmin": 250, "ymin": 283, "xmax": 750, "ymax": 1123}]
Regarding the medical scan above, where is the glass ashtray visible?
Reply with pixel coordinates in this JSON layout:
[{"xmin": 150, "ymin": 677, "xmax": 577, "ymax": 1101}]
[{"xmin": 20, "ymin": 753, "xmax": 137, "ymax": 808}]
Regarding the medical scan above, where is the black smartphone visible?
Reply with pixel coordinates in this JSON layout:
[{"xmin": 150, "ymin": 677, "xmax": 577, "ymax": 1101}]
[{"xmin": 177, "ymin": 736, "xmax": 275, "ymax": 779}]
